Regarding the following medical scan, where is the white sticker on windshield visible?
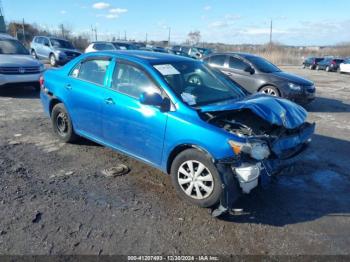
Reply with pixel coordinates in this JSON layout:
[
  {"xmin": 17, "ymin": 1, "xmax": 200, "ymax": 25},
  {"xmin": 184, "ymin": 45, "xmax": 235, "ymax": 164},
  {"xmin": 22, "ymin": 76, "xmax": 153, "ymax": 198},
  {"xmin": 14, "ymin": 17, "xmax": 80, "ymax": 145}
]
[
  {"xmin": 154, "ymin": 64, "xmax": 180, "ymax": 76},
  {"xmin": 181, "ymin": 92, "xmax": 197, "ymax": 106}
]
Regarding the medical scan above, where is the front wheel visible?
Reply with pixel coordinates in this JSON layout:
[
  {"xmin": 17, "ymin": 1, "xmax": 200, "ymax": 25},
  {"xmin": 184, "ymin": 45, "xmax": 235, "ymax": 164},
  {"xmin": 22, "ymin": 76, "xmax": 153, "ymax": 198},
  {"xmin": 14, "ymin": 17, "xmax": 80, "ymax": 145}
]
[
  {"xmin": 51, "ymin": 103, "xmax": 77, "ymax": 143},
  {"xmin": 326, "ymin": 66, "xmax": 330, "ymax": 72},
  {"xmin": 170, "ymin": 149, "xmax": 222, "ymax": 208},
  {"xmin": 49, "ymin": 54, "xmax": 57, "ymax": 67},
  {"xmin": 260, "ymin": 85, "xmax": 280, "ymax": 97}
]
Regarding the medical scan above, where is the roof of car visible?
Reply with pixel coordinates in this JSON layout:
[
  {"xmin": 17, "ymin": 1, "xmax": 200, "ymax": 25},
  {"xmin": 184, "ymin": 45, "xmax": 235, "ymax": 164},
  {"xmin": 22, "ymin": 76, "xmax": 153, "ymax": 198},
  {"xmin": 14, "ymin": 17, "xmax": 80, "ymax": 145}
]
[
  {"xmin": 0, "ymin": 33, "xmax": 15, "ymax": 40},
  {"xmin": 97, "ymin": 50, "xmax": 195, "ymax": 64}
]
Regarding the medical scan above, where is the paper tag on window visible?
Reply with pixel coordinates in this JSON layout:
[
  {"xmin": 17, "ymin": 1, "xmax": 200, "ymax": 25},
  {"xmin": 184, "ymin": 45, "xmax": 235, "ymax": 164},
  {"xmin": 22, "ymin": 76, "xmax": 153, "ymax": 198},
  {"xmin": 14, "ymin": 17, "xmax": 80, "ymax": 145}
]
[
  {"xmin": 154, "ymin": 64, "xmax": 180, "ymax": 75},
  {"xmin": 181, "ymin": 92, "xmax": 196, "ymax": 105}
]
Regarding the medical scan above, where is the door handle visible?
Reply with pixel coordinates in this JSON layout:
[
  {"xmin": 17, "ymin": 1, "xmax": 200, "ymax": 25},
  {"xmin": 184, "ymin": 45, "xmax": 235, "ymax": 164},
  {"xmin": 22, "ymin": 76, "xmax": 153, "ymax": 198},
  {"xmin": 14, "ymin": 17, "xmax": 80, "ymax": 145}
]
[
  {"xmin": 105, "ymin": 98, "xmax": 115, "ymax": 105},
  {"xmin": 65, "ymin": 84, "xmax": 72, "ymax": 90}
]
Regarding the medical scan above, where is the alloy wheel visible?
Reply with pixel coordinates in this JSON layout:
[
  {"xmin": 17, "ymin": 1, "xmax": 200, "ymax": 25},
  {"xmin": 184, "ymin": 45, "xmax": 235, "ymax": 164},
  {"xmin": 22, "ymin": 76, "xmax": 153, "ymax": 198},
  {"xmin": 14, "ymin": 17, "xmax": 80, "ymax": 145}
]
[
  {"xmin": 177, "ymin": 160, "xmax": 214, "ymax": 200},
  {"xmin": 261, "ymin": 87, "xmax": 278, "ymax": 96}
]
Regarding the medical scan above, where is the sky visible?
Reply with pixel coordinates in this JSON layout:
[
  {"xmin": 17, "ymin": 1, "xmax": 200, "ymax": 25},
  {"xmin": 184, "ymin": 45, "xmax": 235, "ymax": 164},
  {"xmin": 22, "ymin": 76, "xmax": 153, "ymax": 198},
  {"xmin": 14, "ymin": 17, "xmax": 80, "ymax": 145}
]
[{"xmin": 2, "ymin": 0, "xmax": 350, "ymax": 46}]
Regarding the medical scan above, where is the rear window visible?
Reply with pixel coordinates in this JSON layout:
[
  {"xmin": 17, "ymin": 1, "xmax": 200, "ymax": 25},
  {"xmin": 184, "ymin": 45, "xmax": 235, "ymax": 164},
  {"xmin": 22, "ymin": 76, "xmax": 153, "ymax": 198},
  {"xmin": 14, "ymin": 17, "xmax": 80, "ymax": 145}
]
[{"xmin": 315, "ymin": 58, "xmax": 323, "ymax": 62}]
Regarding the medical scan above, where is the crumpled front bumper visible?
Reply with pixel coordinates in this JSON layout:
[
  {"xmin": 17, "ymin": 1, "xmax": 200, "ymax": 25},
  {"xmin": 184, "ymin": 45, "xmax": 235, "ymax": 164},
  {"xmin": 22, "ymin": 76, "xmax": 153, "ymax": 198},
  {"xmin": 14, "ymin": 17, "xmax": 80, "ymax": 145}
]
[{"xmin": 213, "ymin": 122, "xmax": 315, "ymax": 216}]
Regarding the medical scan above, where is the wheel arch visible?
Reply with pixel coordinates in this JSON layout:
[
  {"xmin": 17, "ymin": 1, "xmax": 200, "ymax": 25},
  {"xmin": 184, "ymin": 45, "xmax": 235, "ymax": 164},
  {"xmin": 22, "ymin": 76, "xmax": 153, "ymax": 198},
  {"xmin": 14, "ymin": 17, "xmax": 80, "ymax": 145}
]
[
  {"xmin": 166, "ymin": 144, "xmax": 215, "ymax": 174},
  {"xmin": 49, "ymin": 97, "xmax": 63, "ymax": 116}
]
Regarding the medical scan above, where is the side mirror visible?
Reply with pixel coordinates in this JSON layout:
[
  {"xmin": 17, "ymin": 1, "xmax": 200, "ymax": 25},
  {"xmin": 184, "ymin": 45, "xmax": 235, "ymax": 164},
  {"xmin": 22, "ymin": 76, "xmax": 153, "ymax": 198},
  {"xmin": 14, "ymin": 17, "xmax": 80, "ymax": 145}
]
[
  {"xmin": 244, "ymin": 66, "xmax": 255, "ymax": 74},
  {"xmin": 139, "ymin": 92, "xmax": 163, "ymax": 107}
]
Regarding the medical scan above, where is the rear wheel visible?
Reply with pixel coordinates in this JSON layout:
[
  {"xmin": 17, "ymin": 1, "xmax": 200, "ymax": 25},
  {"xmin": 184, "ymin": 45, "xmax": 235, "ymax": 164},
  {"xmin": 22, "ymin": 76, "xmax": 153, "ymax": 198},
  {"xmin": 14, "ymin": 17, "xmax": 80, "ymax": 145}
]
[
  {"xmin": 31, "ymin": 50, "xmax": 37, "ymax": 59},
  {"xmin": 260, "ymin": 85, "xmax": 280, "ymax": 97},
  {"xmin": 326, "ymin": 66, "xmax": 330, "ymax": 72},
  {"xmin": 51, "ymin": 103, "xmax": 77, "ymax": 143},
  {"xmin": 170, "ymin": 149, "xmax": 222, "ymax": 208}
]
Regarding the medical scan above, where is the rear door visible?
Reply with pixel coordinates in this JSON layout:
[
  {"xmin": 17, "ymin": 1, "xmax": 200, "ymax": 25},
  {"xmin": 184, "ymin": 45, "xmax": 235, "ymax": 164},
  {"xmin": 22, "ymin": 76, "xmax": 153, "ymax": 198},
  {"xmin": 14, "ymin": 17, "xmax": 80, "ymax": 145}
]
[
  {"xmin": 222, "ymin": 56, "xmax": 259, "ymax": 93},
  {"xmin": 101, "ymin": 60, "xmax": 168, "ymax": 165},
  {"xmin": 41, "ymin": 37, "xmax": 52, "ymax": 59},
  {"xmin": 35, "ymin": 37, "xmax": 44, "ymax": 58},
  {"xmin": 65, "ymin": 56, "xmax": 112, "ymax": 140}
]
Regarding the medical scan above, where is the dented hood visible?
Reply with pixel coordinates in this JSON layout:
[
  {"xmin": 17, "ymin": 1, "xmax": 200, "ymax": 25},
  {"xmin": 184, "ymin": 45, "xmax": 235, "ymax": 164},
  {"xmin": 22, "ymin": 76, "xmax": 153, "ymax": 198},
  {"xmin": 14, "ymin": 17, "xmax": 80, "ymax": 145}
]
[{"xmin": 199, "ymin": 94, "xmax": 307, "ymax": 129}]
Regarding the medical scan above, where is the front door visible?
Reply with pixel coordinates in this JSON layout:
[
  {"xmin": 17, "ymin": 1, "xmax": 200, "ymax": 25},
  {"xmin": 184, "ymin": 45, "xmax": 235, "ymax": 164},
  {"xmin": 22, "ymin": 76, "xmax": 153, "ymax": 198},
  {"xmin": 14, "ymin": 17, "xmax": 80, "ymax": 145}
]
[{"xmin": 102, "ymin": 61, "xmax": 168, "ymax": 166}]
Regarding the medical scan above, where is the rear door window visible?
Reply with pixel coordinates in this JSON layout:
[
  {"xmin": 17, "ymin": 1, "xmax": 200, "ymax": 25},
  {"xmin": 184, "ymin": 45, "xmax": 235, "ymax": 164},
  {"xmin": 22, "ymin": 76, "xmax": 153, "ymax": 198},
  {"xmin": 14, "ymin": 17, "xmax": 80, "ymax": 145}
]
[
  {"xmin": 208, "ymin": 55, "xmax": 226, "ymax": 67},
  {"xmin": 71, "ymin": 59, "xmax": 111, "ymax": 86}
]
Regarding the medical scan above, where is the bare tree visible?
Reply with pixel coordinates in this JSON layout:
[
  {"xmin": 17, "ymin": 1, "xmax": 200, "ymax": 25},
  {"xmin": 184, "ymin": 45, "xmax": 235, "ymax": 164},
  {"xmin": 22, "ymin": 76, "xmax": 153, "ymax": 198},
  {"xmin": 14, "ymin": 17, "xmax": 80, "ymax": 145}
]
[{"xmin": 187, "ymin": 31, "xmax": 201, "ymax": 46}]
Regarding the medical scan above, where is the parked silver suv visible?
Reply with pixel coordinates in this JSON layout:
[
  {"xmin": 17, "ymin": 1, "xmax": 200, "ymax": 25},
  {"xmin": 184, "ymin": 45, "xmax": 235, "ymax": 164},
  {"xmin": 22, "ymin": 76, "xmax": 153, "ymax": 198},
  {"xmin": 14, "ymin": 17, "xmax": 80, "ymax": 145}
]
[
  {"xmin": 30, "ymin": 36, "xmax": 81, "ymax": 66},
  {"xmin": 0, "ymin": 33, "xmax": 44, "ymax": 90}
]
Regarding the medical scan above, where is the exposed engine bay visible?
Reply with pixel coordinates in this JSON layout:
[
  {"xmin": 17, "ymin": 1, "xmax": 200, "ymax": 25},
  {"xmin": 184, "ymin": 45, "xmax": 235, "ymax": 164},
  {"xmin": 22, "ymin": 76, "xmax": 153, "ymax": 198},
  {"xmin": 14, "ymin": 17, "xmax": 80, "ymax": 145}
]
[{"xmin": 202, "ymin": 109, "xmax": 285, "ymax": 138}]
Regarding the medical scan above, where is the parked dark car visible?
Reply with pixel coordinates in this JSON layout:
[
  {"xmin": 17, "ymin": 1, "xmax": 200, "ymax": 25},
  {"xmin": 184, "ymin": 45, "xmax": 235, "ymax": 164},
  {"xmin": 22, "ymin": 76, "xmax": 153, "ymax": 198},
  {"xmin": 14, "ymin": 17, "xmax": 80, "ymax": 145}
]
[
  {"xmin": 30, "ymin": 36, "xmax": 81, "ymax": 66},
  {"xmin": 171, "ymin": 46, "xmax": 201, "ymax": 59},
  {"xmin": 197, "ymin": 47, "xmax": 214, "ymax": 57},
  {"xmin": 203, "ymin": 53, "xmax": 316, "ymax": 105},
  {"xmin": 316, "ymin": 58, "xmax": 344, "ymax": 72},
  {"xmin": 139, "ymin": 46, "xmax": 168, "ymax": 53},
  {"xmin": 302, "ymin": 57, "xmax": 324, "ymax": 70},
  {"xmin": 40, "ymin": 51, "xmax": 315, "ymax": 216}
]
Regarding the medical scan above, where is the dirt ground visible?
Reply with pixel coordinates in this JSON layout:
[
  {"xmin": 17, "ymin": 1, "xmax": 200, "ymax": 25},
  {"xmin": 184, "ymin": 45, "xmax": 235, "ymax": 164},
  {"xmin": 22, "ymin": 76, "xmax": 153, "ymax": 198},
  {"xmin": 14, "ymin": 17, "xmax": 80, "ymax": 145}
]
[{"xmin": 0, "ymin": 66, "xmax": 349, "ymax": 256}]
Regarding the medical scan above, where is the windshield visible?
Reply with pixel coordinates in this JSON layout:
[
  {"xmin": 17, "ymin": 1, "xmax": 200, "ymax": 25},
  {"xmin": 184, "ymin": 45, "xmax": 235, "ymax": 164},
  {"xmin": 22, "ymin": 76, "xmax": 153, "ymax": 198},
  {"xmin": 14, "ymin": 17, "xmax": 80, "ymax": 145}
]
[
  {"xmin": 50, "ymin": 39, "xmax": 74, "ymax": 49},
  {"xmin": 153, "ymin": 61, "xmax": 246, "ymax": 106},
  {"xmin": 245, "ymin": 56, "xmax": 281, "ymax": 73},
  {"xmin": 0, "ymin": 39, "xmax": 29, "ymax": 55}
]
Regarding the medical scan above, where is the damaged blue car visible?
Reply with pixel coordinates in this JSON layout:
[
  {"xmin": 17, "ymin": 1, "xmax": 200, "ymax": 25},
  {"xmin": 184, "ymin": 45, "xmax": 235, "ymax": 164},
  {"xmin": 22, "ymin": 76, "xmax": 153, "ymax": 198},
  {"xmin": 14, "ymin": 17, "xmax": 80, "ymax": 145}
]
[{"xmin": 40, "ymin": 51, "xmax": 315, "ymax": 216}]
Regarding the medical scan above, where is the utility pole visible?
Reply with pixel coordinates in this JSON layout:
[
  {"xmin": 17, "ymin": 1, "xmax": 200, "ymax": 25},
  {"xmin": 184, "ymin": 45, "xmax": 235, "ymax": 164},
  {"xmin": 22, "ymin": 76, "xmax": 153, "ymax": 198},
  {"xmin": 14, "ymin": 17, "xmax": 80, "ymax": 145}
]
[
  {"xmin": 22, "ymin": 18, "xmax": 26, "ymax": 43},
  {"xmin": 0, "ymin": 0, "xmax": 6, "ymax": 33},
  {"xmin": 145, "ymin": 33, "xmax": 148, "ymax": 44},
  {"xmin": 91, "ymin": 25, "xmax": 97, "ymax": 41},
  {"xmin": 124, "ymin": 30, "xmax": 126, "ymax": 41},
  {"xmin": 269, "ymin": 19, "xmax": 273, "ymax": 45},
  {"xmin": 60, "ymin": 24, "xmax": 65, "ymax": 38},
  {"xmin": 168, "ymin": 27, "xmax": 171, "ymax": 47}
]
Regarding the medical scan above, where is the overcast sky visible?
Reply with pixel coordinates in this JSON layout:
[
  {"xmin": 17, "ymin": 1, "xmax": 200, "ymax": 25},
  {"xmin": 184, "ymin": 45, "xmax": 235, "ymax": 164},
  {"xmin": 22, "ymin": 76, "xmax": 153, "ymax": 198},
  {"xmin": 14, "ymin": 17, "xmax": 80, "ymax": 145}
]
[{"xmin": 3, "ymin": 0, "xmax": 350, "ymax": 45}]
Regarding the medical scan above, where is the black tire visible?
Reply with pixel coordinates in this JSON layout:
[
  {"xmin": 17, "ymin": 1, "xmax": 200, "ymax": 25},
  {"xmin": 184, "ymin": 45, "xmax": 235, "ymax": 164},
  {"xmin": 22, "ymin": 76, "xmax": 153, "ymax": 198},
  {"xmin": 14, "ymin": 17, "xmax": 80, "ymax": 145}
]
[
  {"xmin": 31, "ymin": 50, "xmax": 37, "ymax": 59},
  {"xmin": 170, "ymin": 149, "xmax": 222, "ymax": 208},
  {"xmin": 259, "ymin": 85, "xmax": 280, "ymax": 97},
  {"xmin": 49, "ymin": 53, "xmax": 57, "ymax": 67},
  {"xmin": 51, "ymin": 103, "xmax": 77, "ymax": 143},
  {"xmin": 326, "ymin": 66, "xmax": 330, "ymax": 72},
  {"xmin": 309, "ymin": 65, "xmax": 314, "ymax": 70},
  {"xmin": 316, "ymin": 65, "xmax": 320, "ymax": 70}
]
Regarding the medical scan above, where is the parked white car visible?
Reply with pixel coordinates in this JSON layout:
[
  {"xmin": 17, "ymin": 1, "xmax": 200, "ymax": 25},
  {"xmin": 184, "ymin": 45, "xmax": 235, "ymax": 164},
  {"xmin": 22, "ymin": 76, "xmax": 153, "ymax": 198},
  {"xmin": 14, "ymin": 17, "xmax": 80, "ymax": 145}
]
[
  {"xmin": 84, "ymin": 42, "xmax": 118, "ymax": 53},
  {"xmin": 0, "ymin": 34, "xmax": 45, "ymax": 90},
  {"xmin": 339, "ymin": 58, "xmax": 350, "ymax": 74}
]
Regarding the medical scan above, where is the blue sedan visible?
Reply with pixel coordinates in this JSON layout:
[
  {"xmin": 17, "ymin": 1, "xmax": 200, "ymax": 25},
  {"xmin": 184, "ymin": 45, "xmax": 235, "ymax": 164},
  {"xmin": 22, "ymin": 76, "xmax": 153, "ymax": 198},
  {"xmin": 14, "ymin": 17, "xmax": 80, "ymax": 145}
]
[{"xmin": 40, "ymin": 51, "xmax": 315, "ymax": 216}]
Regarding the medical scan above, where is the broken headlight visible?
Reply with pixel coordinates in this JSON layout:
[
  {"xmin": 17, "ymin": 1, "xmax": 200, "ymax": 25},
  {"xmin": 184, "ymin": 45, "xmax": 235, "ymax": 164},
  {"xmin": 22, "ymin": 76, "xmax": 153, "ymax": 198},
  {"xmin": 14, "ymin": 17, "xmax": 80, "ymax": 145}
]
[{"xmin": 228, "ymin": 140, "xmax": 270, "ymax": 160}]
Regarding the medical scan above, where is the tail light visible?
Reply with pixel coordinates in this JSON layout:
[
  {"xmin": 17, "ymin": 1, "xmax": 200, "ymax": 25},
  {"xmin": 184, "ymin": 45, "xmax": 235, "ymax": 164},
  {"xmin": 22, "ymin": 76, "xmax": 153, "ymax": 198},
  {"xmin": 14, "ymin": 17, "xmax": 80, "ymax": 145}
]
[
  {"xmin": 331, "ymin": 60, "xmax": 336, "ymax": 65},
  {"xmin": 39, "ymin": 76, "xmax": 44, "ymax": 89}
]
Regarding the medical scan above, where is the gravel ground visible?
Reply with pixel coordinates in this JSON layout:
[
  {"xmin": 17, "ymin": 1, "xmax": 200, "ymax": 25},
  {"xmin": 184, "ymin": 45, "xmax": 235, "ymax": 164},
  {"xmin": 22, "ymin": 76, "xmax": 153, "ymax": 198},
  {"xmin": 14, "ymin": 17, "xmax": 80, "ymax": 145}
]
[{"xmin": 0, "ymin": 66, "xmax": 349, "ymax": 255}]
